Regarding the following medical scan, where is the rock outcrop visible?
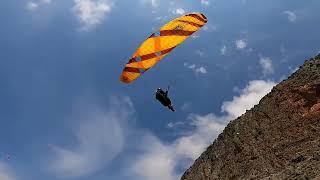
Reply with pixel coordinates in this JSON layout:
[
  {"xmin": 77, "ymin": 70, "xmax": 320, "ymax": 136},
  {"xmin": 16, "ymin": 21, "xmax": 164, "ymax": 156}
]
[{"xmin": 181, "ymin": 54, "xmax": 320, "ymax": 180}]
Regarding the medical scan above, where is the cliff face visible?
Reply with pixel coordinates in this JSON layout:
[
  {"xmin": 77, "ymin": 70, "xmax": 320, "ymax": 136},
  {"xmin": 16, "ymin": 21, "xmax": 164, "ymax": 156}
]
[{"xmin": 181, "ymin": 55, "xmax": 320, "ymax": 180}]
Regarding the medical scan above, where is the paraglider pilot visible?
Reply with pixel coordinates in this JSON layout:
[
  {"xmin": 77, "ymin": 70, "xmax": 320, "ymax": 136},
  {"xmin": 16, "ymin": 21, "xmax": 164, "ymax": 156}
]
[{"xmin": 155, "ymin": 88, "xmax": 175, "ymax": 112}]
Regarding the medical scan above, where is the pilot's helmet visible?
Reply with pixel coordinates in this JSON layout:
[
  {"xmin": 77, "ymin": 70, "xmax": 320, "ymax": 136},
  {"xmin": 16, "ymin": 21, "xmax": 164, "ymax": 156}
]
[{"xmin": 157, "ymin": 88, "xmax": 161, "ymax": 91}]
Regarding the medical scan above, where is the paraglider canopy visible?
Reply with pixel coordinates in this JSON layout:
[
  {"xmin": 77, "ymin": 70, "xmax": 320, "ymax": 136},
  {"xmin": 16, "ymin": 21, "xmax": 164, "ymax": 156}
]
[{"xmin": 120, "ymin": 13, "xmax": 208, "ymax": 84}]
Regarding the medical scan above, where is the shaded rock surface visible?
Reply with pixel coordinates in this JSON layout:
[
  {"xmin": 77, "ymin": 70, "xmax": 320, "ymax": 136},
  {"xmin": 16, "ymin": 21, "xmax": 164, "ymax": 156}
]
[{"xmin": 181, "ymin": 54, "xmax": 320, "ymax": 180}]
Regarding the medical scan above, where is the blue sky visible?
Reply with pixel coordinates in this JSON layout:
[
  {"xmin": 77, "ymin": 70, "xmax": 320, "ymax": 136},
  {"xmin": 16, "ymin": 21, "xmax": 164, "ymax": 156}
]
[{"xmin": 1, "ymin": 0, "xmax": 320, "ymax": 179}]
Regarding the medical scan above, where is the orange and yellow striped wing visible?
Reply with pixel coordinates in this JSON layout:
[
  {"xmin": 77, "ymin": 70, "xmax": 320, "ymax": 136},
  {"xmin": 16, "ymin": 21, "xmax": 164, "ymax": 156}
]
[{"xmin": 120, "ymin": 13, "xmax": 208, "ymax": 84}]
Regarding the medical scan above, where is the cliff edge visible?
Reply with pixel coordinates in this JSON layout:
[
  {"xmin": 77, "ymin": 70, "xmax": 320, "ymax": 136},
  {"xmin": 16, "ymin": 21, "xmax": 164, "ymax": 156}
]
[{"xmin": 181, "ymin": 54, "xmax": 320, "ymax": 180}]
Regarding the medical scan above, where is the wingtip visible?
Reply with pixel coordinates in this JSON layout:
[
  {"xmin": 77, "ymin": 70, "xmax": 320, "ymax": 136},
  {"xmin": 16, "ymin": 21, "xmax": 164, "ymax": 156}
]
[
  {"xmin": 200, "ymin": 13, "xmax": 207, "ymax": 21},
  {"xmin": 119, "ymin": 75, "xmax": 131, "ymax": 84}
]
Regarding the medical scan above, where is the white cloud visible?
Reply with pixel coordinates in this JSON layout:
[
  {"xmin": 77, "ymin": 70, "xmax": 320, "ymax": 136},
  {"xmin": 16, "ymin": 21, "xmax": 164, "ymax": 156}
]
[
  {"xmin": 185, "ymin": 63, "xmax": 195, "ymax": 69},
  {"xmin": 132, "ymin": 115, "xmax": 225, "ymax": 180},
  {"xmin": 175, "ymin": 114, "xmax": 226, "ymax": 159},
  {"xmin": 172, "ymin": 8, "xmax": 185, "ymax": 15},
  {"xmin": 195, "ymin": 67, "xmax": 207, "ymax": 74},
  {"xmin": 201, "ymin": 0, "xmax": 210, "ymax": 6},
  {"xmin": 191, "ymin": 34, "xmax": 200, "ymax": 39},
  {"xmin": 141, "ymin": 0, "xmax": 159, "ymax": 8},
  {"xmin": 259, "ymin": 57, "xmax": 274, "ymax": 75},
  {"xmin": 155, "ymin": 15, "xmax": 168, "ymax": 22},
  {"xmin": 73, "ymin": 0, "xmax": 112, "ymax": 30},
  {"xmin": 0, "ymin": 161, "xmax": 17, "ymax": 180},
  {"xmin": 283, "ymin": 11, "xmax": 297, "ymax": 22},
  {"xmin": 26, "ymin": 2, "xmax": 39, "ymax": 10},
  {"xmin": 235, "ymin": 39, "xmax": 247, "ymax": 49},
  {"xmin": 50, "ymin": 96, "xmax": 134, "ymax": 178},
  {"xmin": 40, "ymin": 0, "xmax": 52, "ymax": 4},
  {"xmin": 220, "ymin": 45, "xmax": 227, "ymax": 55},
  {"xmin": 26, "ymin": 0, "xmax": 52, "ymax": 11},
  {"xmin": 195, "ymin": 50, "xmax": 205, "ymax": 57},
  {"xmin": 131, "ymin": 79, "xmax": 276, "ymax": 180},
  {"xmin": 184, "ymin": 63, "xmax": 207, "ymax": 74},
  {"xmin": 203, "ymin": 24, "xmax": 218, "ymax": 32},
  {"xmin": 132, "ymin": 136, "xmax": 178, "ymax": 180},
  {"xmin": 168, "ymin": 121, "xmax": 185, "ymax": 128},
  {"xmin": 222, "ymin": 80, "xmax": 276, "ymax": 119}
]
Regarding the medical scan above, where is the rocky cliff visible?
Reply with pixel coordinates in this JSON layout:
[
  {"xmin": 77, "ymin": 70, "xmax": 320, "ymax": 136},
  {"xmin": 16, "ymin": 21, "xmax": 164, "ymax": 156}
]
[{"xmin": 181, "ymin": 54, "xmax": 320, "ymax": 180}]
